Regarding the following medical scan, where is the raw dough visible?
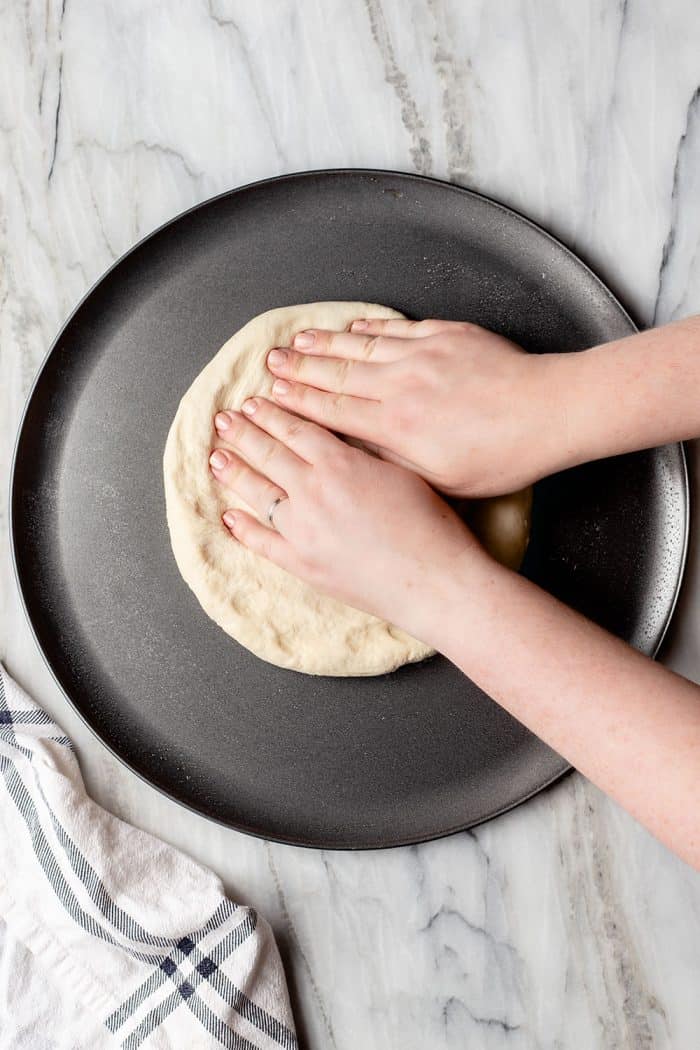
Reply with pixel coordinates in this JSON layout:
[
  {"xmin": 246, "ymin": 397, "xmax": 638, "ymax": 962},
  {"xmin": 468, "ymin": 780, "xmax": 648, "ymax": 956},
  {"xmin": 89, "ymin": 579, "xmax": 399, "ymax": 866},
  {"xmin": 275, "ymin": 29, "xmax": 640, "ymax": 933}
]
[
  {"xmin": 460, "ymin": 487, "xmax": 533, "ymax": 572},
  {"xmin": 163, "ymin": 302, "xmax": 532, "ymax": 676}
]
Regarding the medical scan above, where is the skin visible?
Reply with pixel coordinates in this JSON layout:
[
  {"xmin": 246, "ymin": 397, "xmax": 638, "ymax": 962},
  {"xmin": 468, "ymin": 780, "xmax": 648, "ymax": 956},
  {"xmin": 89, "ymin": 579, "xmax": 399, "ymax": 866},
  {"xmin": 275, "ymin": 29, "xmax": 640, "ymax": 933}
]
[{"xmin": 209, "ymin": 315, "xmax": 700, "ymax": 871}]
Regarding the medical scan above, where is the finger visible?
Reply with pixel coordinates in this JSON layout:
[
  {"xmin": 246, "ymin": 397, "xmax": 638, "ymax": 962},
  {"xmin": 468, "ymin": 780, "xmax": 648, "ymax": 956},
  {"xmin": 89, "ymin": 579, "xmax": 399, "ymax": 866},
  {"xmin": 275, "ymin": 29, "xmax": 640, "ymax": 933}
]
[
  {"xmin": 213, "ymin": 410, "xmax": 305, "ymax": 486},
  {"xmin": 348, "ymin": 317, "xmax": 453, "ymax": 339},
  {"xmin": 268, "ymin": 381, "xmax": 384, "ymax": 443},
  {"xmin": 290, "ymin": 328, "xmax": 408, "ymax": 363},
  {"xmin": 237, "ymin": 395, "xmax": 346, "ymax": 458},
  {"xmin": 267, "ymin": 347, "xmax": 379, "ymax": 397},
  {"xmin": 209, "ymin": 447, "xmax": 287, "ymax": 522},
  {"xmin": 222, "ymin": 508, "xmax": 290, "ymax": 566}
]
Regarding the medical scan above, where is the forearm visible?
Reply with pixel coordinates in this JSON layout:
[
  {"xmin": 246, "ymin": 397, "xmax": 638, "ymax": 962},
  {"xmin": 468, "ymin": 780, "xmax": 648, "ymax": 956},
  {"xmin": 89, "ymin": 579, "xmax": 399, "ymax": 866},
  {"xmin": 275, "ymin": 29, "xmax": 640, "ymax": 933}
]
[
  {"xmin": 426, "ymin": 555, "xmax": 700, "ymax": 869},
  {"xmin": 546, "ymin": 315, "xmax": 700, "ymax": 471}
]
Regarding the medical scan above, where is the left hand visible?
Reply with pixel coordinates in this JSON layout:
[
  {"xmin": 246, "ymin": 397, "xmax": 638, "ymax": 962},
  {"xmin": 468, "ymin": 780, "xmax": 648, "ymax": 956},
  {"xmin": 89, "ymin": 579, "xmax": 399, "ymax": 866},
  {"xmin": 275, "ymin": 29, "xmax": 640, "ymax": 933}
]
[{"xmin": 208, "ymin": 397, "xmax": 485, "ymax": 642}]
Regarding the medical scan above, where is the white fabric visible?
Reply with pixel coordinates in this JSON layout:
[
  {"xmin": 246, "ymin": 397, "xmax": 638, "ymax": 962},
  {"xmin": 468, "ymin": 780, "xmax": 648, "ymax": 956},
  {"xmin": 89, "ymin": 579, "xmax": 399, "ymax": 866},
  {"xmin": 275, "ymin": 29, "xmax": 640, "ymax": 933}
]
[{"xmin": 0, "ymin": 665, "xmax": 297, "ymax": 1050}]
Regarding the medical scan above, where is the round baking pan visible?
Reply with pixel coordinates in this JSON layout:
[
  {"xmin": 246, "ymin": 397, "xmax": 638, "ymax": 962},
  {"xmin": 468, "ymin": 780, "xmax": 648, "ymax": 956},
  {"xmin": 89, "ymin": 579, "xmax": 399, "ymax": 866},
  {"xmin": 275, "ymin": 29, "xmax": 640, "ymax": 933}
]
[{"xmin": 11, "ymin": 170, "xmax": 688, "ymax": 848}]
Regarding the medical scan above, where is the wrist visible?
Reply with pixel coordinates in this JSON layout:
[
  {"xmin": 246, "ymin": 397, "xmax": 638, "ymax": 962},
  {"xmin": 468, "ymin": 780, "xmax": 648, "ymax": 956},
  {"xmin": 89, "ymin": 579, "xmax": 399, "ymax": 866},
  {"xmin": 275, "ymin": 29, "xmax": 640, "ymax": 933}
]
[
  {"xmin": 411, "ymin": 543, "xmax": 504, "ymax": 655},
  {"xmin": 533, "ymin": 324, "xmax": 700, "ymax": 473},
  {"xmin": 528, "ymin": 350, "xmax": 600, "ymax": 476}
]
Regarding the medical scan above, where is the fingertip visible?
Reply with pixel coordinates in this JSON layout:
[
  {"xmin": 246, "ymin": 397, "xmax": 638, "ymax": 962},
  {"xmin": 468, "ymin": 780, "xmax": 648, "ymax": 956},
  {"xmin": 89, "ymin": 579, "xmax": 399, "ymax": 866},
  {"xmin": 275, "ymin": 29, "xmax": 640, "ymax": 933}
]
[
  {"xmin": 209, "ymin": 449, "xmax": 229, "ymax": 471},
  {"xmin": 214, "ymin": 410, "xmax": 233, "ymax": 432},
  {"xmin": 350, "ymin": 319, "xmax": 369, "ymax": 332},
  {"xmin": 267, "ymin": 348, "xmax": 288, "ymax": 370},
  {"xmin": 272, "ymin": 379, "xmax": 291, "ymax": 397},
  {"xmin": 293, "ymin": 330, "xmax": 315, "ymax": 349}
]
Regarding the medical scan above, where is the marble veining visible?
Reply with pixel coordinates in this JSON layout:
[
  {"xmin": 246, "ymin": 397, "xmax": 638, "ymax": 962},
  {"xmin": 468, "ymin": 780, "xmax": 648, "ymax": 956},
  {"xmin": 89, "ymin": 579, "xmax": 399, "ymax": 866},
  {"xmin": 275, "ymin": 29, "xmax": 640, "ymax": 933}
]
[
  {"xmin": 654, "ymin": 84, "xmax": 700, "ymax": 324},
  {"xmin": 2, "ymin": 2, "xmax": 700, "ymax": 1047}
]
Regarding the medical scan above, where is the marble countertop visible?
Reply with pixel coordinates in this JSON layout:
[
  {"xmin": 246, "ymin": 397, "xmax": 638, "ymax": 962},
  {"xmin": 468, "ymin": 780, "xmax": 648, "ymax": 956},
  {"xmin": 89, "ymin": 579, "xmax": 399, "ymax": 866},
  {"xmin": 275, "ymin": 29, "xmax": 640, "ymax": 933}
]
[{"xmin": 3, "ymin": 2, "xmax": 700, "ymax": 1047}]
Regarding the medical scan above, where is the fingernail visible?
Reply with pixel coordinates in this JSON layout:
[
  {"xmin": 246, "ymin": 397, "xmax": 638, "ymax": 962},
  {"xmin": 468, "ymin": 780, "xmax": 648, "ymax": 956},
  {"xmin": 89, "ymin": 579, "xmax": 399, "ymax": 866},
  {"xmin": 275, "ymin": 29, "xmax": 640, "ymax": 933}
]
[
  {"xmin": 350, "ymin": 320, "xmax": 369, "ymax": 331},
  {"xmin": 267, "ymin": 348, "xmax": 287, "ymax": 368},
  {"xmin": 209, "ymin": 449, "xmax": 228, "ymax": 470},
  {"xmin": 215, "ymin": 411, "xmax": 233, "ymax": 431},
  {"xmin": 241, "ymin": 398, "xmax": 257, "ymax": 415},
  {"xmin": 293, "ymin": 331, "xmax": 315, "ymax": 348},
  {"xmin": 222, "ymin": 510, "xmax": 237, "ymax": 529},
  {"xmin": 272, "ymin": 379, "xmax": 290, "ymax": 396}
]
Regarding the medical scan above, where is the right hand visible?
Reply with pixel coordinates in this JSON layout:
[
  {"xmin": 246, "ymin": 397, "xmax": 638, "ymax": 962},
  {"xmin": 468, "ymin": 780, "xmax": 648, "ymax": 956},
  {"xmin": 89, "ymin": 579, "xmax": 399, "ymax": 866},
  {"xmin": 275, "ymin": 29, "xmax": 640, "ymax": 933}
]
[{"xmin": 265, "ymin": 317, "xmax": 564, "ymax": 497}]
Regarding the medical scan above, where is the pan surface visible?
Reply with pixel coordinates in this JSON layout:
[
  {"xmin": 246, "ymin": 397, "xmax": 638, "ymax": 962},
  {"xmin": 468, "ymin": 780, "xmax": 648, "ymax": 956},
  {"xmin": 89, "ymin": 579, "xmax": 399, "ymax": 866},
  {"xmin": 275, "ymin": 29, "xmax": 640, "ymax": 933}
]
[{"xmin": 11, "ymin": 170, "xmax": 688, "ymax": 848}]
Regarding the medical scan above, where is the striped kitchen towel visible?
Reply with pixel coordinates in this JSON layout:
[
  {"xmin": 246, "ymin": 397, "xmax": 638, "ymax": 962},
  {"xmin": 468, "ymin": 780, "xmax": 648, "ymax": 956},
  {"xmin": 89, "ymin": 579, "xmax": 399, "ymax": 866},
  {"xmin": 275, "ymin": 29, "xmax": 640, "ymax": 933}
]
[{"xmin": 0, "ymin": 665, "xmax": 297, "ymax": 1049}]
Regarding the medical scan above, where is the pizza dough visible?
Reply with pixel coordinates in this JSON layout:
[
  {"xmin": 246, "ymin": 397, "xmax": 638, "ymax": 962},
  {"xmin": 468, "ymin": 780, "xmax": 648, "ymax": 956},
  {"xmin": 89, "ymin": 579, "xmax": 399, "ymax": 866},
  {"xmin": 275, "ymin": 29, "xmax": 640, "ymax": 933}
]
[
  {"xmin": 460, "ymin": 486, "xmax": 533, "ymax": 571},
  {"xmin": 163, "ymin": 302, "xmax": 532, "ymax": 676}
]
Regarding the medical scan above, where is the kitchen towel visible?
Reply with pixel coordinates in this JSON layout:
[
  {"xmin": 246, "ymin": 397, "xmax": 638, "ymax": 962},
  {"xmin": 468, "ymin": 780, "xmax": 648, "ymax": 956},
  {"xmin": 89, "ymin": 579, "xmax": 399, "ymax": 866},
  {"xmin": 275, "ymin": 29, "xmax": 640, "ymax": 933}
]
[{"xmin": 0, "ymin": 664, "xmax": 297, "ymax": 1049}]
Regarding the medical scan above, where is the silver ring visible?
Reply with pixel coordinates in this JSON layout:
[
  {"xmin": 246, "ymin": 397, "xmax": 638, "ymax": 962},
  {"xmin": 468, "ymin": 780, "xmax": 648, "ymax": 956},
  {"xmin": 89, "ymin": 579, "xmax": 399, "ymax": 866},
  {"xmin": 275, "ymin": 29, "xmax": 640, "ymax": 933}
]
[{"xmin": 266, "ymin": 496, "xmax": 287, "ymax": 531}]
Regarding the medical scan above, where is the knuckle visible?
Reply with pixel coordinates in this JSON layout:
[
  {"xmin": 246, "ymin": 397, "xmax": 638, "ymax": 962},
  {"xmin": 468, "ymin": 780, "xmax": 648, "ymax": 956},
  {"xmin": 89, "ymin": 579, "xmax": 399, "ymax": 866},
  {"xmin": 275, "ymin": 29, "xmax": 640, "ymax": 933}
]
[
  {"xmin": 280, "ymin": 381, "xmax": 303, "ymax": 405},
  {"xmin": 327, "ymin": 392, "xmax": 345, "ymax": 416},
  {"xmin": 223, "ymin": 457, "xmax": 244, "ymax": 482},
  {"xmin": 260, "ymin": 482, "xmax": 277, "ymax": 508},
  {"xmin": 394, "ymin": 409, "xmax": 413, "ymax": 434},
  {"xmin": 325, "ymin": 450, "xmax": 348, "ymax": 474},
  {"xmin": 395, "ymin": 359, "xmax": 423, "ymax": 391},
  {"xmin": 362, "ymin": 335, "xmax": 380, "ymax": 359},
  {"xmin": 288, "ymin": 351, "xmax": 306, "ymax": 378},
  {"xmin": 259, "ymin": 441, "xmax": 279, "ymax": 467},
  {"xmin": 423, "ymin": 349, "xmax": 446, "ymax": 380},
  {"xmin": 334, "ymin": 358, "xmax": 352, "ymax": 386},
  {"xmin": 297, "ymin": 383, "xmax": 316, "ymax": 406},
  {"xmin": 389, "ymin": 401, "xmax": 415, "ymax": 433},
  {"xmin": 244, "ymin": 523, "xmax": 274, "ymax": 560},
  {"xmin": 325, "ymin": 445, "xmax": 353, "ymax": 475},
  {"xmin": 235, "ymin": 516, "xmax": 253, "ymax": 541},
  {"xmin": 305, "ymin": 388, "xmax": 337, "ymax": 422},
  {"xmin": 306, "ymin": 481, "xmax": 330, "ymax": 516},
  {"xmin": 260, "ymin": 536, "xmax": 275, "ymax": 560},
  {"xmin": 304, "ymin": 562, "xmax": 324, "ymax": 587},
  {"xmin": 283, "ymin": 416, "xmax": 306, "ymax": 441},
  {"xmin": 252, "ymin": 534, "xmax": 273, "ymax": 560},
  {"xmin": 225, "ymin": 416, "xmax": 247, "ymax": 443}
]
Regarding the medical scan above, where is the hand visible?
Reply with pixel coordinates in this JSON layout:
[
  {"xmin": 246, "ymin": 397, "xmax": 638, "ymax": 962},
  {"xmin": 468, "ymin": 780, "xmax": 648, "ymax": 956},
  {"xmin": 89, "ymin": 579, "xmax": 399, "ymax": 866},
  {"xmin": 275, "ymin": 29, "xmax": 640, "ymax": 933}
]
[
  {"xmin": 263, "ymin": 318, "xmax": 560, "ymax": 497},
  {"xmin": 208, "ymin": 397, "xmax": 486, "ymax": 642}
]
